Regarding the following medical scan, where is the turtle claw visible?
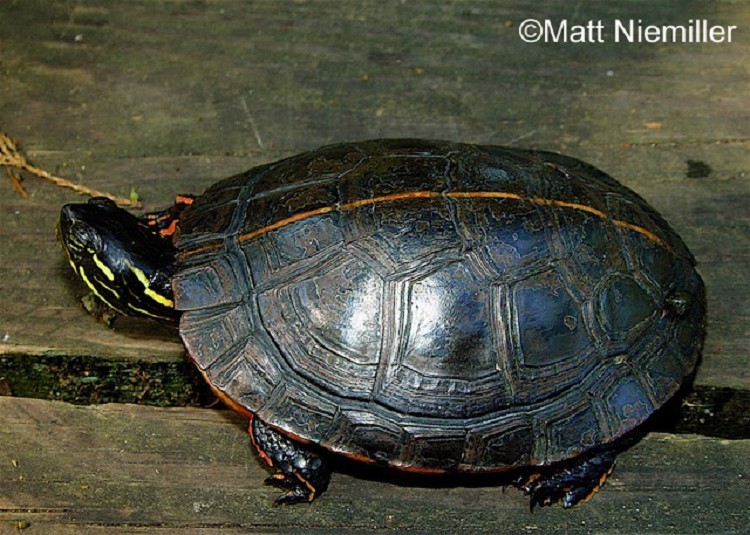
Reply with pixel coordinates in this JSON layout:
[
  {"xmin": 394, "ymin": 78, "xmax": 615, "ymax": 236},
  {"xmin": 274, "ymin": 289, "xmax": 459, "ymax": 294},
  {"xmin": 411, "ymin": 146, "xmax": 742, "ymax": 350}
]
[
  {"xmin": 273, "ymin": 488, "xmax": 312, "ymax": 506},
  {"xmin": 264, "ymin": 473, "xmax": 314, "ymax": 505},
  {"xmin": 526, "ymin": 480, "xmax": 572, "ymax": 511},
  {"xmin": 561, "ymin": 484, "xmax": 600, "ymax": 509},
  {"xmin": 516, "ymin": 474, "xmax": 561, "ymax": 510},
  {"xmin": 514, "ymin": 447, "xmax": 616, "ymax": 510}
]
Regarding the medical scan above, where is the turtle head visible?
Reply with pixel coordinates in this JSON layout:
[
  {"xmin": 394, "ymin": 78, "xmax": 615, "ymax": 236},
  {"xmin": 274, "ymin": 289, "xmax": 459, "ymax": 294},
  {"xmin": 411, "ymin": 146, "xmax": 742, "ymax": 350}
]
[{"xmin": 59, "ymin": 197, "xmax": 178, "ymax": 324}]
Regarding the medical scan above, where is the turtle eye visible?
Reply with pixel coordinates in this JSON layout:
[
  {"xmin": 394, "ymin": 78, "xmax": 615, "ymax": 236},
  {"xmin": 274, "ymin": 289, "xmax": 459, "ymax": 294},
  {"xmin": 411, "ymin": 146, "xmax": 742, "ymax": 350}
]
[{"xmin": 72, "ymin": 222, "xmax": 103, "ymax": 252}]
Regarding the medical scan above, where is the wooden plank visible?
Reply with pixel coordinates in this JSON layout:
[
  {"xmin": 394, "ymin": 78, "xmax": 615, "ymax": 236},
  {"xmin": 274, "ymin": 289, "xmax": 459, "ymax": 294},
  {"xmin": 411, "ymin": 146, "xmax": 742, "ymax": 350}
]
[
  {"xmin": 0, "ymin": 397, "xmax": 748, "ymax": 534},
  {"xmin": 0, "ymin": 0, "xmax": 747, "ymax": 395}
]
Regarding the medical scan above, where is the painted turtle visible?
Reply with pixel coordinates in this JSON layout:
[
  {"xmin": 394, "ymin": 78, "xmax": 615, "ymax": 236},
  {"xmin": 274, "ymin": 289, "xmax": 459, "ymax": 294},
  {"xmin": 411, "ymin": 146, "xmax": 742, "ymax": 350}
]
[{"xmin": 58, "ymin": 139, "xmax": 705, "ymax": 508}]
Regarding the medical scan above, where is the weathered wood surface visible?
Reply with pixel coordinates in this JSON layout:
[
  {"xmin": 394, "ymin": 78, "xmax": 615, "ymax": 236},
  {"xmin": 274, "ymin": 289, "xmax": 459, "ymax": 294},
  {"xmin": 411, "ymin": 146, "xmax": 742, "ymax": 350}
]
[
  {"xmin": 0, "ymin": 1, "xmax": 747, "ymax": 532},
  {"xmin": 0, "ymin": 1, "xmax": 747, "ymax": 395},
  {"xmin": 0, "ymin": 397, "xmax": 747, "ymax": 534}
]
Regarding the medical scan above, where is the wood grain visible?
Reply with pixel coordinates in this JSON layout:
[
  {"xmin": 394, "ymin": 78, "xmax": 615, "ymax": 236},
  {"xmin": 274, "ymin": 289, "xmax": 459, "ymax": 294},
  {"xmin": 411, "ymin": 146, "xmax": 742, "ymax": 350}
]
[
  {"xmin": 0, "ymin": 397, "xmax": 748, "ymax": 534},
  {"xmin": 0, "ymin": 1, "xmax": 746, "ymax": 396},
  {"xmin": 1, "ymin": 2, "xmax": 747, "ymax": 532}
]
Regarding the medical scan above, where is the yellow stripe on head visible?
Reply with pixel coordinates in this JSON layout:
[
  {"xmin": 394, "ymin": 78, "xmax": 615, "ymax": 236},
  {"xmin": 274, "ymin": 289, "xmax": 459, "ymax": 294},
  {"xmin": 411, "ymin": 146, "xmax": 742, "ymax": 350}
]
[
  {"xmin": 146, "ymin": 287, "xmax": 174, "ymax": 308},
  {"xmin": 127, "ymin": 303, "xmax": 165, "ymax": 319},
  {"xmin": 129, "ymin": 264, "xmax": 175, "ymax": 308},
  {"xmin": 79, "ymin": 266, "xmax": 119, "ymax": 311},
  {"xmin": 93, "ymin": 254, "xmax": 116, "ymax": 281}
]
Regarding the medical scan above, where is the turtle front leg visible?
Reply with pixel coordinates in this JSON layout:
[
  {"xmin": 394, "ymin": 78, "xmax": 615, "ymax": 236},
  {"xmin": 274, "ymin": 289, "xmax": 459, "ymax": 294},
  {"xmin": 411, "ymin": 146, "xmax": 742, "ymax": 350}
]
[
  {"xmin": 514, "ymin": 445, "xmax": 616, "ymax": 510},
  {"xmin": 81, "ymin": 292, "xmax": 120, "ymax": 326},
  {"xmin": 140, "ymin": 194, "xmax": 195, "ymax": 237},
  {"xmin": 248, "ymin": 415, "xmax": 331, "ymax": 506}
]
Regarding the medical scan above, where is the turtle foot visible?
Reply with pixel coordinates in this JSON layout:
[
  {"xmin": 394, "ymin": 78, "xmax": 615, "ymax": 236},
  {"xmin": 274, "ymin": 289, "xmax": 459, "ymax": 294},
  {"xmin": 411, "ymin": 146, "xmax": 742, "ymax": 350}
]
[
  {"xmin": 81, "ymin": 292, "xmax": 119, "ymax": 327},
  {"xmin": 141, "ymin": 194, "xmax": 195, "ymax": 237},
  {"xmin": 264, "ymin": 473, "xmax": 317, "ymax": 506},
  {"xmin": 514, "ymin": 447, "xmax": 616, "ymax": 510},
  {"xmin": 249, "ymin": 415, "xmax": 331, "ymax": 506}
]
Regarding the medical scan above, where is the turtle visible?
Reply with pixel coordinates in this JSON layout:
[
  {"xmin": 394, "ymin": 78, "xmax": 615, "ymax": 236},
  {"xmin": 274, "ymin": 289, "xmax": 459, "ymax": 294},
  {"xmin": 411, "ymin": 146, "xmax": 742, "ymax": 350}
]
[{"xmin": 58, "ymin": 139, "xmax": 705, "ymax": 508}]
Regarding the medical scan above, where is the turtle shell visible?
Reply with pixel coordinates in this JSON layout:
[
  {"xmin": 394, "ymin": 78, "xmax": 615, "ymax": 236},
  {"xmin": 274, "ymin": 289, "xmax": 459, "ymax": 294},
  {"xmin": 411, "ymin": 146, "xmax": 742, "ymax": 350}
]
[{"xmin": 173, "ymin": 139, "xmax": 705, "ymax": 471}]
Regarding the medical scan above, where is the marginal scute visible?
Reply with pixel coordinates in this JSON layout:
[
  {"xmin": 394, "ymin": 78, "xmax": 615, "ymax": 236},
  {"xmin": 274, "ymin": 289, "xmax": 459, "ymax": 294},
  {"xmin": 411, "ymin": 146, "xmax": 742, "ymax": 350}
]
[
  {"xmin": 400, "ymin": 427, "xmax": 467, "ymax": 470},
  {"xmin": 327, "ymin": 409, "xmax": 403, "ymax": 463},
  {"xmin": 257, "ymin": 382, "xmax": 339, "ymax": 444},
  {"xmin": 600, "ymin": 375, "xmax": 655, "ymax": 439},
  {"xmin": 545, "ymin": 398, "xmax": 603, "ymax": 461},
  {"xmin": 463, "ymin": 414, "xmax": 534, "ymax": 468},
  {"xmin": 642, "ymin": 345, "xmax": 684, "ymax": 405},
  {"xmin": 175, "ymin": 139, "xmax": 705, "ymax": 471}
]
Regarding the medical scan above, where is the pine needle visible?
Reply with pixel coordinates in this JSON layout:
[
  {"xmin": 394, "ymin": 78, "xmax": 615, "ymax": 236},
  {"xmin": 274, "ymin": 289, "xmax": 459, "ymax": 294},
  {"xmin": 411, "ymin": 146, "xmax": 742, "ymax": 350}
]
[{"xmin": 0, "ymin": 132, "xmax": 142, "ymax": 208}]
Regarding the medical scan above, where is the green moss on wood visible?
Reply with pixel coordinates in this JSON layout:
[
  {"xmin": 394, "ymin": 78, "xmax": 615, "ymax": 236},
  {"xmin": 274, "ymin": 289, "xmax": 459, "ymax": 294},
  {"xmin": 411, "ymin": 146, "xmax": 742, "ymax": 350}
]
[{"xmin": 0, "ymin": 353, "xmax": 211, "ymax": 406}]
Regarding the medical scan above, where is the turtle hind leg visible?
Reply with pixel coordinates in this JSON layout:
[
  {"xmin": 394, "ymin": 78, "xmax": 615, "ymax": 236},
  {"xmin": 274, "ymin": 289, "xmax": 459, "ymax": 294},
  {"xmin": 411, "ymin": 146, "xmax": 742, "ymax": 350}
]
[
  {"xmin": 248, "ymin": 415, "xmax": 331, "ymax": 506},
  {"xmin": 514, "ymin": 446, "xmax": 616, "ymax": 510}
]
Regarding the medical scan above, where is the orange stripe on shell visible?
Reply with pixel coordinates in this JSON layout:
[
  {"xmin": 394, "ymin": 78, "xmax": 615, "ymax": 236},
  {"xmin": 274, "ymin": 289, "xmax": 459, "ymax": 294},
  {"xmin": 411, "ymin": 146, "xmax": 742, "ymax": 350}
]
[{"xmin": 179, "ymin": 189, "xmax": 668, "ymax": 258}]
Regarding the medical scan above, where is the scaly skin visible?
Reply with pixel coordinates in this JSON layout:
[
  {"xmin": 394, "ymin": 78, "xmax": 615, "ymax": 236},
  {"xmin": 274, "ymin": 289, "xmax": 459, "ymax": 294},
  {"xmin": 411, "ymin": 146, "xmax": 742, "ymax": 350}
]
[
  {"xmin": 249, "ymin": 415, "xmax": 331, "ymax": 505},
  {"xmin": 514, "ymin": 446, "xmax": 616, "ymax": 510}
]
